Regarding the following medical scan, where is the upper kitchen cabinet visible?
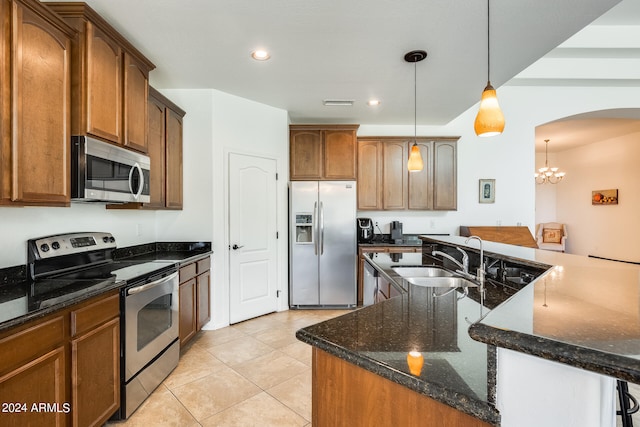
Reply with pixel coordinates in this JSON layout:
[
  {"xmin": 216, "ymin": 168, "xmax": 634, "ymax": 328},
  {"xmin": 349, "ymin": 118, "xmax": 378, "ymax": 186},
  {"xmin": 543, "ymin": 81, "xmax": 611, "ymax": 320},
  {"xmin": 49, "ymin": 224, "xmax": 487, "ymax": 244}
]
[
  {"xmin": 110, "ymin": 87, "xmax": 185, "ymax": 210},
  {"xmin": 290, "ymin": 125, "xmax": 359, "ymax": 180},
  {"xmin": 357, "ymin": 137, "xmax": 458, "ymax": 211},
  {"xmin": 46, "ymin": 2, "xmax": 155, "ymax": 153},
  {"xmin": 0, "ymin": 0, "xmax": 75, "ymax": 207}
]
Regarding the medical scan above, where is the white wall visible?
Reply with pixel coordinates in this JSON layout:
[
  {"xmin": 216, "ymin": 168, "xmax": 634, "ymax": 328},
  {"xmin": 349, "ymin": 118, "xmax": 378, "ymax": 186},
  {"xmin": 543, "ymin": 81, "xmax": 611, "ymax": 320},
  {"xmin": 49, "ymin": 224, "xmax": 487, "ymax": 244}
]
[
  {"xmin": 359, "ymin": 85, "xmax": 640, "ymax": 246},
  {"xmin": 208, "ymin": 89, "xmax": 289, "ymax": 329},
  {"xmin": 554, "ymin": 133, "xmax": 640, "ymax": 262}
]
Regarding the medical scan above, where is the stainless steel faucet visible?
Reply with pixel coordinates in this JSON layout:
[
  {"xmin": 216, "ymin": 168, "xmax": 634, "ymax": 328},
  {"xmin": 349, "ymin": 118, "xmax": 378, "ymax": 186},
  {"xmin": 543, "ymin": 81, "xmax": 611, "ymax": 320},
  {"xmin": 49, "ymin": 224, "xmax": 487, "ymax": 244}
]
[
  {"xmin": 431, "ymin": 248, "xmax": 475, "ymax": 279},
  {"xmin": 464, "ymin": 235, "xmax": 486, "ymax": 295}
]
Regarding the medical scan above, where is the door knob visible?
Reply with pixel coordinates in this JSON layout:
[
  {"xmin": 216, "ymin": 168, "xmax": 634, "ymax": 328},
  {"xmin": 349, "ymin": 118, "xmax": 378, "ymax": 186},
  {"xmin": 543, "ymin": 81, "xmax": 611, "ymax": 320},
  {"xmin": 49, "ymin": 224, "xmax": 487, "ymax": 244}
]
[{"xmin": 232, "ymin": 244, "xmax": 244, "ymax": 250}]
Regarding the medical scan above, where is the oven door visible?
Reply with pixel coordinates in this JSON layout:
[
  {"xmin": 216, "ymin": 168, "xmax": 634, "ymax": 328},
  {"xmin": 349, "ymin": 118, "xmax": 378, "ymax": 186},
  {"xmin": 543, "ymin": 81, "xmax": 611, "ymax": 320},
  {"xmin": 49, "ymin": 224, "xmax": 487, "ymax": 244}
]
[{"xmin": 124, "ymin": 271, "xmax": 179, "ymax": 381}]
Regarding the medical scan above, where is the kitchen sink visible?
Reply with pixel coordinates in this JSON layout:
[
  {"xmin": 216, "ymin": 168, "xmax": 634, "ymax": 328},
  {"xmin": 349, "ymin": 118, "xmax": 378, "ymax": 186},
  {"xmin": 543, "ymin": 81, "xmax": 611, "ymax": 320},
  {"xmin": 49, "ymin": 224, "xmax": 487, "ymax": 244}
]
[
  {"xmin": 391, "ymin": 266, "xmax": 456, "ymax": 278},
  {"xmin": 405, "ymin": 276, "xmax": 478, "ymax": 288}
]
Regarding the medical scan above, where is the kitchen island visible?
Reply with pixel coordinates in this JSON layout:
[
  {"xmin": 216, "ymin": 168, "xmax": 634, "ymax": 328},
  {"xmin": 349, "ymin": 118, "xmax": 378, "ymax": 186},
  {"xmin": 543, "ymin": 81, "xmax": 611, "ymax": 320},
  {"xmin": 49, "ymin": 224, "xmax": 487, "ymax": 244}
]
[
  {"xmin": 297, "ymin": 236, "xmax": 640, "ymax": 426},
  {"xmin": 297, "ymin": 251, "xmax": 502, "ymax": 426}
]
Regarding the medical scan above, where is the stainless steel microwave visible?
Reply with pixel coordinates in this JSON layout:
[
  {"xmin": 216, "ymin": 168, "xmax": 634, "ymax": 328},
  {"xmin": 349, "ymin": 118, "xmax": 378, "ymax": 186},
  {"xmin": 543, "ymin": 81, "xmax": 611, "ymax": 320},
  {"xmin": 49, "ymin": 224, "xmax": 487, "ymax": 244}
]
[{"xmin": 71, "ymin": 136, "xmax": 151, "ymax": 203}]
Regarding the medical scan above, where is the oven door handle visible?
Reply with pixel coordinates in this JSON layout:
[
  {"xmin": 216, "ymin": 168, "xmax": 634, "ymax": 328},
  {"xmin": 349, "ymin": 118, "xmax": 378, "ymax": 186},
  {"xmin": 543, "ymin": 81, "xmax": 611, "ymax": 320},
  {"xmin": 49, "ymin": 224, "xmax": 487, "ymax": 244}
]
[{"xmin": 127, "ymin": 271, "xmax": 178, "ymax": 296}]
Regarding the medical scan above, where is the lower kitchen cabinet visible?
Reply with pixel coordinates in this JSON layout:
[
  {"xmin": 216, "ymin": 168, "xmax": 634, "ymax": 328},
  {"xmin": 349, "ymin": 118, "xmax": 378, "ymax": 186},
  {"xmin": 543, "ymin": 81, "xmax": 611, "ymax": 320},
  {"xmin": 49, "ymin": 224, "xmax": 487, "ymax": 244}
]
[
  {"xmin": 70, "ymin": 294, "xmax": 120, "ymax": 427},
  {"xmin": 179, "ymin": 256, "xmax": 211, "ymax": 347},
  {"xmin": 312, "ymin": 348, "xmax": 492, "ymax": 427},
  {"xmin": 0, "ymin": 290, "xmax": 120, "ymax": 427}
]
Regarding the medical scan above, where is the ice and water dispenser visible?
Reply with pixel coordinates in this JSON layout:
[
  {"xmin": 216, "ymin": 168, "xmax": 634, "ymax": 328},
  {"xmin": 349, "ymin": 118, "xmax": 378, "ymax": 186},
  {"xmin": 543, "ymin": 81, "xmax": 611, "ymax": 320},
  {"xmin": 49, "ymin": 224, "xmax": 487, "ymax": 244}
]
[{"xmin": 295, "ymin": 213, "xmax": 313, "ymax": 243}]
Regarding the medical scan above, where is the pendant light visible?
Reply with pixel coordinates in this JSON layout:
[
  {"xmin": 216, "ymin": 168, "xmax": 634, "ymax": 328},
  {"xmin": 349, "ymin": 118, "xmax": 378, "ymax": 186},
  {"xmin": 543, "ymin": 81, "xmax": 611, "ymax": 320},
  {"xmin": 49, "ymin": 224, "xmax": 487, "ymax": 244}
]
[
  {"xmin": 535, "ymin": 139, "xmax": 566, "ymax": 184},
  {"xmin": 474, "ymin": 0, "xmax": 505, "ymax": 137},
  {"xmin": 405, "ymin": 50, "xmax": 427, "ymax": 172}
]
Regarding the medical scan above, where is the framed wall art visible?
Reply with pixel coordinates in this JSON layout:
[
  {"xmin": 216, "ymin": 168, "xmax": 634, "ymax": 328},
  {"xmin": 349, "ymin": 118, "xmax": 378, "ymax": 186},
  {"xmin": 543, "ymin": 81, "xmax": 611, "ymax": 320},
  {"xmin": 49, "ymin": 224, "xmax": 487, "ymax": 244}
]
[
  {"xmin": 592, "ymin": 189, "xmax": 618, "ymax": 205},
  {"xmin": 479, "ymin": 179, "xmax": 495, "ymax": 204}
]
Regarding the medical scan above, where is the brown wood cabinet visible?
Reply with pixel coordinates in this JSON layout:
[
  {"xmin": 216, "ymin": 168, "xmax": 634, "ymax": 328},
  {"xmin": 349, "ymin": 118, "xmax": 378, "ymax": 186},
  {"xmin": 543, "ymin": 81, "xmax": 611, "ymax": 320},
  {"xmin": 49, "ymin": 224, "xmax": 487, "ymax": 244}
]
[
  {"xmin": 179, "ymin": 256, "xmax": 211, "ymax": 347},
  {"xmin": 0, "ymin": 0, "xmax": 75, "ymax": 207},
  {"xmin": 0, "ymin": 290, "xmax": 120, "ymax": 427},
  {"xmin": 357, "ymin": 137, "xmax": 458, "ymax": 211},
  {"xmin": 47, "ymin": 3, "xmax": 155, "ymax": 152},
  {"xmin": 70, "ymin": 293, "xmax": 120, "ymax": 427},
  {"xmin": 289, "ymin": 125, "xmax": 359, "ymax": 180},
  {"xmin": 109, "ymin": 87, "xmax": 185, "ymax": 210},
  {"xmin": 312, "ymin": 348, "xmax": 492, "ymax": 427}
]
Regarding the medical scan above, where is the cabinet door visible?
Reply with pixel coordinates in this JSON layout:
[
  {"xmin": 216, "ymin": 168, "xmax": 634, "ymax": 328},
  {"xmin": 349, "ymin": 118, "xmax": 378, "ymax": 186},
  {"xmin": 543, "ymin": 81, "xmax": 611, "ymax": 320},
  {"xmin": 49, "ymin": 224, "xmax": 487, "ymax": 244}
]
[
  {"xmin": 123, "ymin": 52, "xmax": 148, "ymax": 153},
  {"xmin": 290, "ymin": 129, "xmax": 322, "ymax": 180},
  {"xmin": 179, "ymin": 278, "xmax": 197, "ymax": 346},
  {"xmin": 71, "ymin": 317, "xmax": 120, "ymax": 427},
  {"xmin": 323, "ymin": 129, "xmax": 357, "ymax": 180},
  {"xmin": 0, "ymin": 346, "xmax": 67, "ymax": 427},
  {"xmin": 10, "ymin": 1, "xmax": 71, "ymax": 205},
  {"xmin": 382, "ymin": 141, "xmax": 408, "ymax": 210},
  {"xmin": 197, "ymin": 270, "xmax": 211, "ymax": 330},
  {"xmin": 408, "ymin": 141, "xmax": 433, "ymax": 210},
  {"xmin": 146, "ymin": 94, "xmax": 166, "ymax": 208},
  {"xmin": 357, "ymin": 141, "xmax": 382, "ymax": 210},
  {"xmin": 86, "ymin": 22, "xmax": 122, "ymax": 144},
  {"xmin": 165, "ymin": 107, "xmax": 183, "ymax": 209},
  {"xmin": 433, "ymin": 141, "xmax": 457, "ymax": 210}
]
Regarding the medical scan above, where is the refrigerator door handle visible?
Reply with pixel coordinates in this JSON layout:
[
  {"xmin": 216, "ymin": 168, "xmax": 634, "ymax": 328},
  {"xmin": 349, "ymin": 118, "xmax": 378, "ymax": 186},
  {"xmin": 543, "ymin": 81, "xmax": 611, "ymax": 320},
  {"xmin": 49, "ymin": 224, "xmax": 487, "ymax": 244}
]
[
  {"xmin": 319, "ymin": 201, "xmax": 325, "ymax": 255},
  {"xmin": 313, "ymin": 202, "xmax": 318, "ymax": 255}
]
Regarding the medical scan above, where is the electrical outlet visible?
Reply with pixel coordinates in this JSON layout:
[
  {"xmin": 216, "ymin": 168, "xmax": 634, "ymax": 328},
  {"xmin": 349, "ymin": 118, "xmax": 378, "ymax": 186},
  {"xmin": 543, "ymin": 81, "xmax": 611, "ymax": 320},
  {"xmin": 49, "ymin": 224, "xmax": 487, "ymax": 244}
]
[
  {"xmin": 430, "ymin": 220, "xmax": 435, "ymax": 229},
  {"xmin": 136, "ymin": 223, "xmax": 142, "ymax": 236}
]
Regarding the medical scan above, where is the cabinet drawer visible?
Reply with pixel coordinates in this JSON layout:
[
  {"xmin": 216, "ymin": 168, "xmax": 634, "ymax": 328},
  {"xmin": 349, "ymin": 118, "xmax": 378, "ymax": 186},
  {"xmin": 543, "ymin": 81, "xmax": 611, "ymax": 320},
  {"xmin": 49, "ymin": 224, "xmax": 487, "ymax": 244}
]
[
  {"xmin": 0, "ymin": 316, "xmax": 65, "ymax": 374},
  {"xmin": 196, "ymin": 256, "xmax": 211, "ymax": 274},
  {"xmin": 71, "ymin": 293, "xmax": 119, "ymax": 337},
  {"xmin": 180, "ymin": 262, "xmax": 197, "ymax": 283}
]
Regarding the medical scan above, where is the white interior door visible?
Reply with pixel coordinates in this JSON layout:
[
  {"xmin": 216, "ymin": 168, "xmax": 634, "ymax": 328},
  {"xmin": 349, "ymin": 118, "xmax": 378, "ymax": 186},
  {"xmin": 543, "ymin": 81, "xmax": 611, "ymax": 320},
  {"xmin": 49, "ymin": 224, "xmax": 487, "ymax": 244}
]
[{"xmin": 228, "ymin": 153, "xmax": 278, "ymax": 324}]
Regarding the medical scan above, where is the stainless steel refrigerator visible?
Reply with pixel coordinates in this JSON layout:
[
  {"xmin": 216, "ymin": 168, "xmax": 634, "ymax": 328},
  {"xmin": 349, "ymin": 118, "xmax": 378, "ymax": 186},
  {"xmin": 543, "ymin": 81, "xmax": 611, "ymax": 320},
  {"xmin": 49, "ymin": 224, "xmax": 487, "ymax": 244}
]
[{"xmin": 289, "ymin": 181, "xmax": 357, "ymax": 307}]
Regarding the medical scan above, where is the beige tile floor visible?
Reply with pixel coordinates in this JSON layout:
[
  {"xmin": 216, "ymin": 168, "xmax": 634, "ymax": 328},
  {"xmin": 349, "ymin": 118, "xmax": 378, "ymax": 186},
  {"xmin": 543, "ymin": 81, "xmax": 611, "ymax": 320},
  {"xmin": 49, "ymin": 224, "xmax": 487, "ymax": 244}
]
[
  {"xmin": 106, "ymin": 309, "xmax": 348, "ymax": 427},
  {"xmin": 106, "ymin": 308, "xmax": 640, "ymax": 427}
]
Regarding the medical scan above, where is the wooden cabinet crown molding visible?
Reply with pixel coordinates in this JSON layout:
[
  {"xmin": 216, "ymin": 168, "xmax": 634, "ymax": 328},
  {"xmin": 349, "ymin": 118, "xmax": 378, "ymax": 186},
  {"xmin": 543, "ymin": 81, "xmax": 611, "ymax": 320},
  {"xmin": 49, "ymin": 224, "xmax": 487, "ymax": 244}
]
[{"xmin": 45, "ymin": 2, "xmax": 155, "ymax": 71}]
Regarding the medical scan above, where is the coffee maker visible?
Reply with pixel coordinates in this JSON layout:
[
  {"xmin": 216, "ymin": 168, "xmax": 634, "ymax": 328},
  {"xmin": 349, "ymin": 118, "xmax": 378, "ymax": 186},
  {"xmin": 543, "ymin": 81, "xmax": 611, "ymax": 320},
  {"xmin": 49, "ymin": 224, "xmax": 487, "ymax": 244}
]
[{"xmin": 357, "ymin": 218, "xmax": 374, "ymax": 243}]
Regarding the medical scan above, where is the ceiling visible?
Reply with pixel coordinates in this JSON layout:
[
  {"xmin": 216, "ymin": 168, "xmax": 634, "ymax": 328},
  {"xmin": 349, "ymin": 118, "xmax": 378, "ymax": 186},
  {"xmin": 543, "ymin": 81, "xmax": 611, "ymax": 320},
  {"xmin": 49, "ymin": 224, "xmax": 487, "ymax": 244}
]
[
  {"xmin": 42, "ymin": 0, "xmax": 629, "ymax": 128},
  {"xmin": 42, "ymin": 0, "xmax": 640, "ymax": 152}
]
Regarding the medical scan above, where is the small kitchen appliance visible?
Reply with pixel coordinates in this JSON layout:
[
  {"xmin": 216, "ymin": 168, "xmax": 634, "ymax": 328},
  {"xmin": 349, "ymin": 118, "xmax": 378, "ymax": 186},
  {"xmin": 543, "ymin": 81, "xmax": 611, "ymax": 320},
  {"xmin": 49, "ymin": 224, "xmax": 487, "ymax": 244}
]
[
  {"xmin": 357, "ymin": 218, "xmax": 374, "ymax": 243},
  {"xmin": 391, "ymin": 221, "xmax": 403, "ymax": 243},
  {"xmin": 71, "ymin": 136, "xmax": 151, "ymax": 204}
]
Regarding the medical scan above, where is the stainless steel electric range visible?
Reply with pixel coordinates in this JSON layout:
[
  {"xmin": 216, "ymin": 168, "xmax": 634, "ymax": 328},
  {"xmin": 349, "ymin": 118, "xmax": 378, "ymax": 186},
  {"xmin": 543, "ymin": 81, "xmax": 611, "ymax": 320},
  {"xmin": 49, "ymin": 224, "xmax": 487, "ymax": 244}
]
[{"xmin": 27, "ymin": 232, "xmax": 180, "ymax": 420}]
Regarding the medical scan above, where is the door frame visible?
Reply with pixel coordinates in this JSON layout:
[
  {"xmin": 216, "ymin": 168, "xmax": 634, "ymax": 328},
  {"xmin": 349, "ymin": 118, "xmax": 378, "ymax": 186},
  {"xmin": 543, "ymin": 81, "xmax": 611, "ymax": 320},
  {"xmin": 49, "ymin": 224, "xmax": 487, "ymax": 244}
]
[{"xmin": 223, "ymin": 148, "xmax": 287, "ymax": 326}]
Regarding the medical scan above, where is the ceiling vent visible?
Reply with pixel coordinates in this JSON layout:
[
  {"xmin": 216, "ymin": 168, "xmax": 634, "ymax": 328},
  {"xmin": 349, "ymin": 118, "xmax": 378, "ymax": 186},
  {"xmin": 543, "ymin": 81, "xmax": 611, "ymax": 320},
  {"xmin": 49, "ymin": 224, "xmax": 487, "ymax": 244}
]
[{"xmin": 323, "ymin": 99, "xmax": 354, "ymax": 106}]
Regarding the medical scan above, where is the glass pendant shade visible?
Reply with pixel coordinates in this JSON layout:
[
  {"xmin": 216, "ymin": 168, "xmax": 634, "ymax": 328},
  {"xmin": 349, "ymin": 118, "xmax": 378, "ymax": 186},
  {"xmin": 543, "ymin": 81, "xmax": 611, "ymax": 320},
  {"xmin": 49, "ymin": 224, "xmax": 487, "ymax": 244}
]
[
  {"xmin": 474, "ymin": 83, "xmax": 505, "ymax": 137},
  {"xmin": 408, "ymin": 143, "xmax": 423, "ymax": 172}
]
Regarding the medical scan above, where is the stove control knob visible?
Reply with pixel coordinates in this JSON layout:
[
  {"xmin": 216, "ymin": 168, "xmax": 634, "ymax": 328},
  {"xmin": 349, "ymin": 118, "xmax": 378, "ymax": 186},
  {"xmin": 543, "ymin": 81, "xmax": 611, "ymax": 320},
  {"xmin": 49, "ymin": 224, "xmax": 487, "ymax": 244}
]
[
  {"xmin": 51, "ymin": 241, "xmax": 60, "ymax": 250},
  {"xmin": 103, "ymin": 236, "xmax": 109, "ymax": 243},
  {"xmin": 40, "ymin": 243, "xmax": 50, "ymax": 253},
  {"xmin": 109, "ymin": 237, "xmax": 115, "ymax": 243}
]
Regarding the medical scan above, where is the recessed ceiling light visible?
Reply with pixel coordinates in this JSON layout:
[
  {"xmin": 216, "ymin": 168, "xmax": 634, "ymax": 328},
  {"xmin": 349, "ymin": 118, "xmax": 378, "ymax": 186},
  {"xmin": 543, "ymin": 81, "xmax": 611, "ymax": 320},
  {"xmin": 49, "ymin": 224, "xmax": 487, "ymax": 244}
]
[
  {"xmin": 323, "ymin": 99, "xmax": 354, "ymax": 106},
  {"xmin": 368, "ymin": 100, "xmax": 381, "ymax": 106},
  {"xmin": 251, "ymin": 50, "xmax": 270, "ymax": 61}
]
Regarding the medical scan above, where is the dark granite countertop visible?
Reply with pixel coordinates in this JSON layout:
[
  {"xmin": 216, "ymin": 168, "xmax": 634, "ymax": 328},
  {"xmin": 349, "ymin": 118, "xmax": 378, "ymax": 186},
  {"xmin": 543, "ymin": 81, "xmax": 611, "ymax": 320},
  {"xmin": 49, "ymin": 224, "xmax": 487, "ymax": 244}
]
[
  {"xmin": 0, "ymin": 242, "xmax": 212, "ymax": 332},
  {"xmin": 421, "ymin": 236, "xmax": 640, "ymax": 384},
  {"xmin": 296, "ymin": 251, "xmax": 501, "ymax": 426},
  {"xmin": 358, "ymin": 233, "xmax": 449, "ymax": 247}
]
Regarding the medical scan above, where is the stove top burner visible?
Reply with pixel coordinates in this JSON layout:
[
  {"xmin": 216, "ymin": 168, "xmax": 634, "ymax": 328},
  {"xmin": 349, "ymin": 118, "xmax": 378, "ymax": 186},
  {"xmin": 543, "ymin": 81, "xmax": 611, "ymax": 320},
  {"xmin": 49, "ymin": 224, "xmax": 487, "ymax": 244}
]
[{"xmin": 26, "ymin": 232, "xmax": 179, "ymax": 311}]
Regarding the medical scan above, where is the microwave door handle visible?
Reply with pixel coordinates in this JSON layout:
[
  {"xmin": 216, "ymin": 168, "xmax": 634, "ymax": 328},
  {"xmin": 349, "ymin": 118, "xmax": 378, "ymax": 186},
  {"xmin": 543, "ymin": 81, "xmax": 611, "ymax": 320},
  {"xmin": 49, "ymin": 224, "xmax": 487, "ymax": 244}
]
[
  {"xmin": 128, "ymin": 162, "xmax": 144, "ymax": 200},
  {"xmin": 127, "ymin": 272, "xmax": 178, "ymax": 296}
]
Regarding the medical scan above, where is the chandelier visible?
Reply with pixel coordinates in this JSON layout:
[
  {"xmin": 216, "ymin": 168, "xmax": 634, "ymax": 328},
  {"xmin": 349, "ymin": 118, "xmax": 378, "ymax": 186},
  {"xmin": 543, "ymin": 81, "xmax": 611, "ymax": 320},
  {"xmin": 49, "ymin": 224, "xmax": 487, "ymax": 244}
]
[{"xmin": 535, "ymin": 139, "xmax": 566, "ymax": 184}]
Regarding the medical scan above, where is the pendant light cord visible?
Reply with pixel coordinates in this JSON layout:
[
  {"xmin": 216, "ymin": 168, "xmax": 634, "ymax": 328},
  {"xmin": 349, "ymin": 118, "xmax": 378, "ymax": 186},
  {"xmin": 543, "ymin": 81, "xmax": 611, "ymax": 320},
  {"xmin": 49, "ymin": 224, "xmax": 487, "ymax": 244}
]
[
  {"xmin": 414, "ymin": 61, "xmax": 417, "ymax": 144},
  {"xmin": 487, "ymin": 0, "xmax": 490, "ymax": 83}
]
